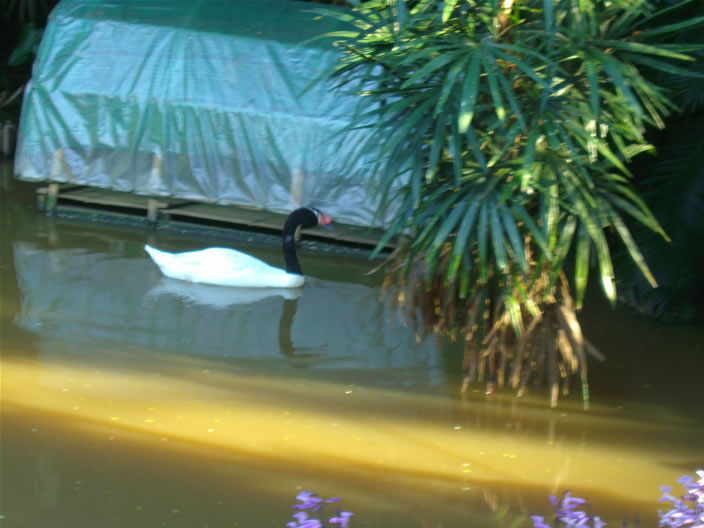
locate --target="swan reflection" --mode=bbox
[13,241,444,385]
[146,277,302,308]
[146,278,324,359]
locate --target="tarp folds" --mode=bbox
[14,0,388,227]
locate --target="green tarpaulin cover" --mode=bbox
[14,0,388,227]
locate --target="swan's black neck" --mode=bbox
[282,208,318,275]
[283,231,302,275]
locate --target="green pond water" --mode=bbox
[1,160,703,528]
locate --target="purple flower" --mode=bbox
[287,511,324,528]
[661,486,681,505]
[552,491,594,527]
[532,515,552,528]
[537,490,606,528]
[658,470,704,528]
[295,491,324,512]
[329,511,353,528]
[563,492,587,510]
[288,491,353,528]
[683,471,704,505]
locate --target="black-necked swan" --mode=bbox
[144,206,332,288]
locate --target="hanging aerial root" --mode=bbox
[380,247,596,408]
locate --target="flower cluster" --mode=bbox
[659,470,704,528]
[531,491,606,528]
[532,470,704,528]
[286,491,353,528]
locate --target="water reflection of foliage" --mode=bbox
[33,448,62,509]
[385,255,604,408]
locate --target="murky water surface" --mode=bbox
[1,161,703,528]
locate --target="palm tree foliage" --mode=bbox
[320,0,704,406]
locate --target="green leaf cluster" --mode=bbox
[322,0,704,405]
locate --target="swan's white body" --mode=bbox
[144,245,305,288]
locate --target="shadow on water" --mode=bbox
[1,168,703,528]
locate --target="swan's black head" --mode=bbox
[304,206,333,229]
[282,207,333,276]
[284,207,332,233]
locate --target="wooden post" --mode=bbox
[289,168,304,209]
[45,148,63,215]
[147,198,159,223]
[147,153,163,224]
[290,168,305,245]
[50,148,64,179]
[148,153,162,191]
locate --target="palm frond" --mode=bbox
[320,0,703,405]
